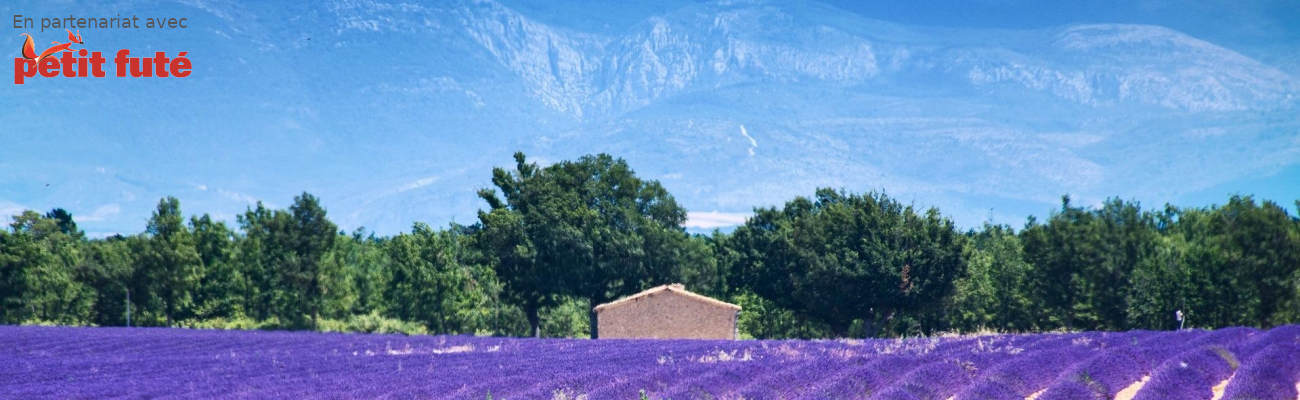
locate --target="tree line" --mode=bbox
[2,152,1298,338]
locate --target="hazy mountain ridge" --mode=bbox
[4,0,1297,235]
[310,0,1297,119]
[430,0,1298,118]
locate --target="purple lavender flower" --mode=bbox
[1,325,1297,399]
[1220,343,1300,400]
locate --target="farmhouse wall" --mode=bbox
[595,285,739,340]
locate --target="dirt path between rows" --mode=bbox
[1014,371,1294,400]
[1114,376,1150,400]
[1210,373,1234,400]
[1024,388,1045,400]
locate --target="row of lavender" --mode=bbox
[1,325,1296,399]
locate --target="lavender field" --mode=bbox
[2,325,1298,399]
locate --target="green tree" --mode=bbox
[0,210,95,324]
[135,197,202,326]
[1173,196,1300,328]
[332,228,389,317]
[235,194,338,329]
[1020,197,1155,331]
[236,202,279,321]
[677,234,723,299]
[1126,230,1193,329]
[44,208,82,238]
[83,234,137,326]
[729,189,967,337]
[477,152,690,338]
[730,291,830,339]
[284,193,339,329]
[951,224,1036,332]
[384,223,494,334]
[190,214,245,320]
[477,184,552,337]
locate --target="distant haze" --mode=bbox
[2,0,1297,236]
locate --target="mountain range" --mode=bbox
[2,0,1297,236]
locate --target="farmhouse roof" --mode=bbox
[593,283,741,312]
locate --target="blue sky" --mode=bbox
[2,0,1297,237]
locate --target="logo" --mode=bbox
[20,29,83,65]
[13,30,190,84]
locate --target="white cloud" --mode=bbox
[685,211,750,229]
[0,201,27,220]
[176,0,235,22]
[195,184,208,191]
[208,212,234,223]
[373,77,486,108]
[398,176,440,192]
[218,189,260,205]
[79,204,122,222]
[739,125,758,156]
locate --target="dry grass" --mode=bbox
[926,327,1079,339]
